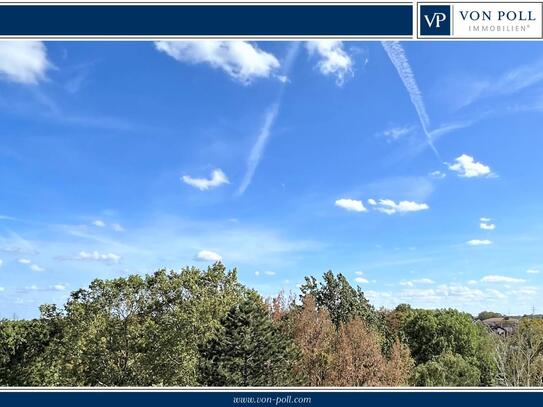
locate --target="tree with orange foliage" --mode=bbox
[383,339,414,386]
[327,318,412,386]
[290,295,336,386]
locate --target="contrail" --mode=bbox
[381,41,440,158]
[237,42,301,195]
[237,103,280,195]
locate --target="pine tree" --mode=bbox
[199,294,298,386]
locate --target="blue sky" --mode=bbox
[1,40,542,318]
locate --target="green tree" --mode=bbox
[402,308,497,386]
[299,271,393,353]
[199,294,298,386]
[411,352,481,386]
[43,263,246,386]
[495,318,543,386]
[0,317,56,386]
[477,311,503,321]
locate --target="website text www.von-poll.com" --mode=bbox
[232,395,312,405]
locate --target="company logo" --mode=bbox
[420,4,451,36]
[419,2,542,39]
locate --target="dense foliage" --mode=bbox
[1,263,541,387]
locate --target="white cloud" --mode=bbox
[355,277,369,284]
[527,269,541,274]
[0,41,50,84]
[413,278,435,285]
[481,275,525,284]
[73,251,121,263]
[30,264,45,272]
[480,222,496,230]
[0,259,2,268]
[18,284,66,293]
[111,223,125,232]
[0,287,4,293]
[155,41,280,84]
[480,217,491,222]
[373,199,429,215]
[335,198,367,213]
[448,154,493,178]
[483,288,507,300]
[400,278,435,287]
[17,258,45,271]
[398,283,511,304]
[510,287,538,297]
[306,41,353,85]
[367,198,377,206]
[254,270,276,276]
[355,271,364,276]
[182,169,229,191]
[92,220,124,232]
[429,170,446,179]
[467,280,478,285]
[467,239,493,246]
[194,250,222,262]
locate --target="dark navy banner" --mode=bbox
[0,4,412,37]
[1,390,543,406]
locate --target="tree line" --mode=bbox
[1,263,542,386]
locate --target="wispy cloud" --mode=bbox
[255,270,276,277]
[480,275,525,284]
[0,215,19,221]
[381,41,438,157]
[306,41,353,85]
[451,58,543,109]
[377,125,416,142]
[182,169,229,191]
[58,251,121,264]
[467,239,493,246]
[90,220,125,232]
[17,284,67,293]
[111,223,125,232]
[155,41,280,85]
[238,104,279,195]
[429,170,446,179]
[17,258,45,272]
[237,43,301,195]
[400,278,435,287]
[0,41,51,84]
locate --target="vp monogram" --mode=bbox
[424,12,448,28]
[420,4,451,36]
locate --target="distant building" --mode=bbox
[481,317,519,336]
